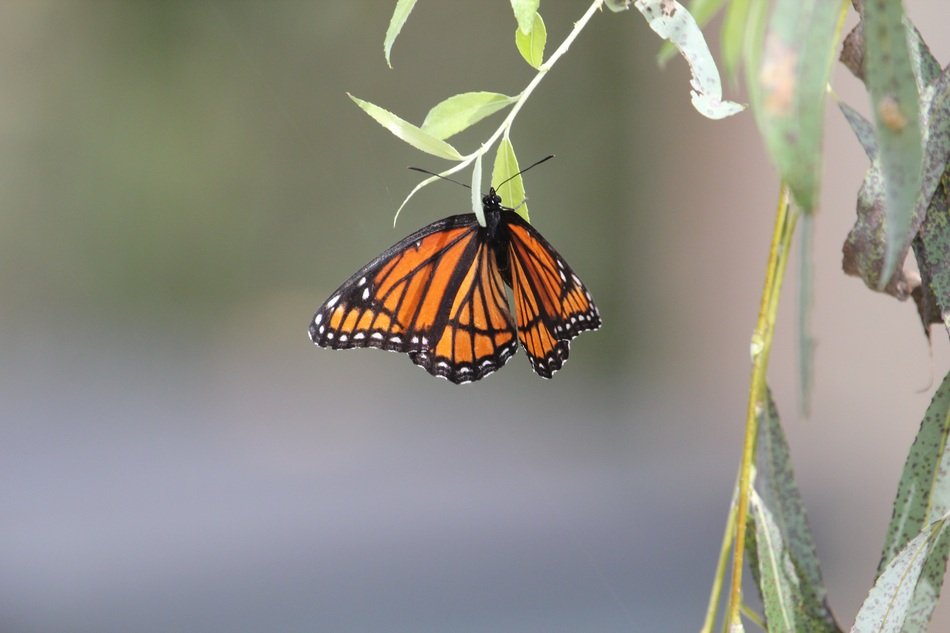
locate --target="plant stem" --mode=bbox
[395,0,606,224]
[700,481,738,633]
[725,184,796,629]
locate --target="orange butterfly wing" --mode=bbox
[503,213,601,378]
[309,214,519,383]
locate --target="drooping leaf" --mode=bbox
[742,0,769,116]
[510,0,540,34]
[840,19,941,89]
[839,35,947,310]
[910,65,950,334]
[384,0,418,68]
[472,153,485,227]
[720,0,751,82]
[841,163,913,299]
[421,92,517,140]
[634,0,744,119]
[852,515,950,633]
[515,12,547,69]
[874,369,950,632]
[753,0,848,213]
[799,216,816,417]
[914,169,950,332]
[749,490,799,632]
[656,0,728,67]
[492,138,529,223]
[348,93,463,160]
[750,389,841,633]
[863,0,923,287]
[839,100,878,160]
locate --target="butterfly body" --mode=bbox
[310,189,600,383]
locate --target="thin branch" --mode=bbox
[394,0,606,225]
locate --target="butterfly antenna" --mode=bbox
[408,166,471,189]
[494,154,555,189]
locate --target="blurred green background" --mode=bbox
[2,2,949,632]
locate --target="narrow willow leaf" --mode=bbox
[720,0,750,82]
[839,100,879,160]
[510,0,540,34]
[492,139,529,223]
[421,92,517,140]
[634,0,744,119]
[916,170,950,331]
[754,388,842,632]
[754,0,847,213]
[875,370,950,632]
[472,154,485,227]
[384,0,418,68]
[841,163,915,299]
[840,29,943,306]
[798,216,815,418]
[840,20,940,97]
[515,12,547,69]
[852,515,950,633]
[348,94,463,160]
[656,0,728,67]
[742,0,769,116]
[912,68,950,333]
[863,0,923,288]
[749,490,799,632]
[915,68,950,245]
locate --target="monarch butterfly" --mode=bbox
[309,187,601,384]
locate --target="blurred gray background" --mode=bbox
[2,2,949,632]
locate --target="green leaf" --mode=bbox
[863,0,923,288]
[634,0,744,119]
[875,369,950,632]
[852,515,950,633]
[749,490,800,632]
[753,0,847,213]
[510,0,540,34]
[656,0,728,68]
[915,169,950,331]
[798,216,815,418]
[348,93,463,161]
[841,162,916,299]
[742,0,769,117]
[751,389,842,633]
[720,0,750,82]
[878,373,950,556]
[515,12,547,69]
[912,66,950,332]
[384,0,418,69]
[421,92,517,140]
[839,27,943,307]
[839,100,879,160]
[492,138,529,223]
[471,153,485,227]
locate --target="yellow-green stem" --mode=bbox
[700,480,739,633]
[726,184,796,629]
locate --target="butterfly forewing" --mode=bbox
[309,214,520,384]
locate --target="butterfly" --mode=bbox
[309,187,601,384]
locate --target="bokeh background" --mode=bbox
[2,2,950,632]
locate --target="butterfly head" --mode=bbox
[482,187,503,211]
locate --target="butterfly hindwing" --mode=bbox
[503,212,602,378]
[408,237,519,383]
[309,214,519,384]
